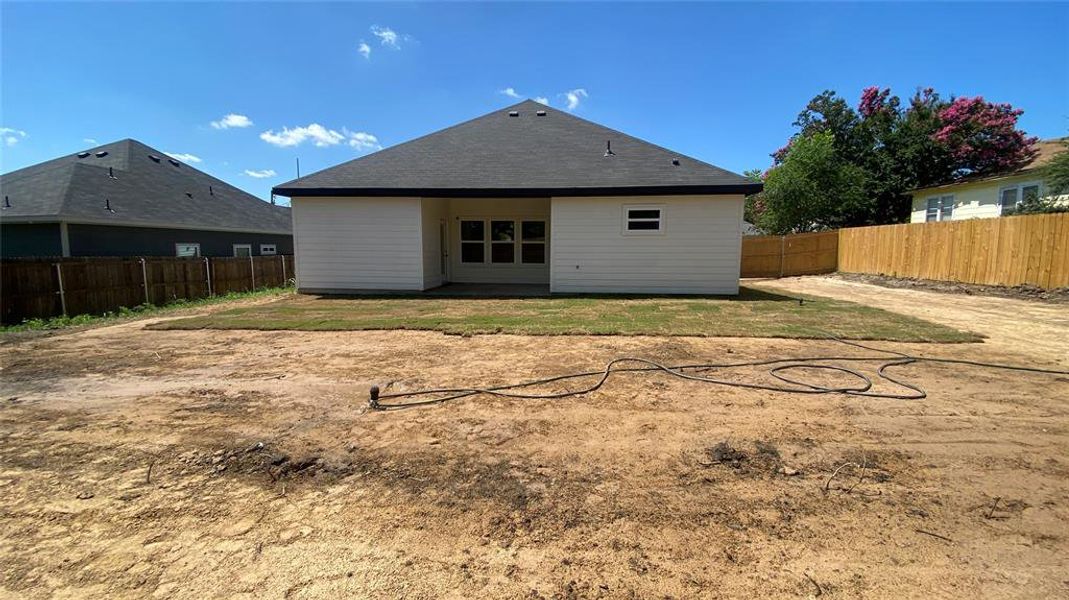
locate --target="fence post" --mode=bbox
[249,255,256,290]
[140,257,150,305]
[280,254,286,286]
[54,263,67,316]
[204,257,212,297]
[779,236,786,278]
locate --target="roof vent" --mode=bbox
[2,196,10,209]
[77,152,91,158]
[671,158,681,166]
[536,110,546,116]
[209,185,214,196]
[95,151,108,157]
[105,198,115,212]
[508,111,519,117]
[604,140,615,157]
[148,154,161,163]
[108,167,117,179]
[185,192,193,199]
[169,158,181,167]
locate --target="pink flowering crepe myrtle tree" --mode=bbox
[934,96,1039,177]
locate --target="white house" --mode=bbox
[273,100,761,295]
[909,138,1065,223]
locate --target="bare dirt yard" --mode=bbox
[1,280,1067,599]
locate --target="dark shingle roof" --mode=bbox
[1,139,292,234]
[274,100,761,197]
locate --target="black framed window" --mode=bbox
[491,220,515,263]
[521,221,546,264]
[460,220,485,263]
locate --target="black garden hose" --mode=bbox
[368,337,1068,410]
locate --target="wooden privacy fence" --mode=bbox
[838,212,1069,289]
[1,255,294,324]
[741,230,839,278]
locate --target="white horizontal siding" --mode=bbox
[550,195,743,295]
[291,196,423,291]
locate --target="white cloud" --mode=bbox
[165,152,202,164]
[210,113,253,130]
[371,25,400,48]
[1,127,27,147]
[259,123,380,151]
[244,169,277,179]
[346,131,380,151]
[564,88,588,111]
[358,41,371,60]
[260,124,345,148]
[83,137,98,145]
[500,87,521,99]
[534,97,549,105]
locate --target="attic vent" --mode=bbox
[536,110,546,116]
[671,158,681,166]
[95,151,108,157]
[169,159,181,167]
[209,185,214,196]
[508,111,519,117]
[604,140,615,157]
[148,154,161,163]
[3,196,10,209]
[77,152,91,158]
[108,167,117,179]
[105,198,115,212]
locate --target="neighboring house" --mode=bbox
[0,139,293,258]
[273,100,761,295]
[909,138,1066,223]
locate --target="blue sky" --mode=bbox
[2,2,1067,204]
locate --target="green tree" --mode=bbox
[762,87,1038,229]
[1005,138,1069,215]
[1041,138,1069,195]
[758,132,868,234]
[742,168,765,228]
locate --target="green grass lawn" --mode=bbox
[149,286,980,342]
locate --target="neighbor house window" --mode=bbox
[233,244,252,258]
[260,244,277,255]
[624,205,664,233]
[490,220,515,263]
[460,220,485,263]
[521,220,546,264]
[925,195,954,222]
[175,243,200,257]
[999,182,1041,215]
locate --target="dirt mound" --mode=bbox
[700,440,784,476]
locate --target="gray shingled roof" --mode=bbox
[274,100,761,197]
[1,139,292,234]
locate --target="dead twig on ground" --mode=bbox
[804,571,823,596]
[824,462,858,493]
[146,459,155,484]
[915,529,954,543]
[986,497,1002,519]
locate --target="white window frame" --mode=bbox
[260,243,277,256]
[175,242,200,257]
[233,243,252,258]
[520,220,547,264]
[924,195,954,222]
[998,181,1042,215]
[459,219,487,264]
[622,204,665,235]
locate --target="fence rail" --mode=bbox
[1,255,294,324]
[741,231,839,278]
[838,212,1069,289]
